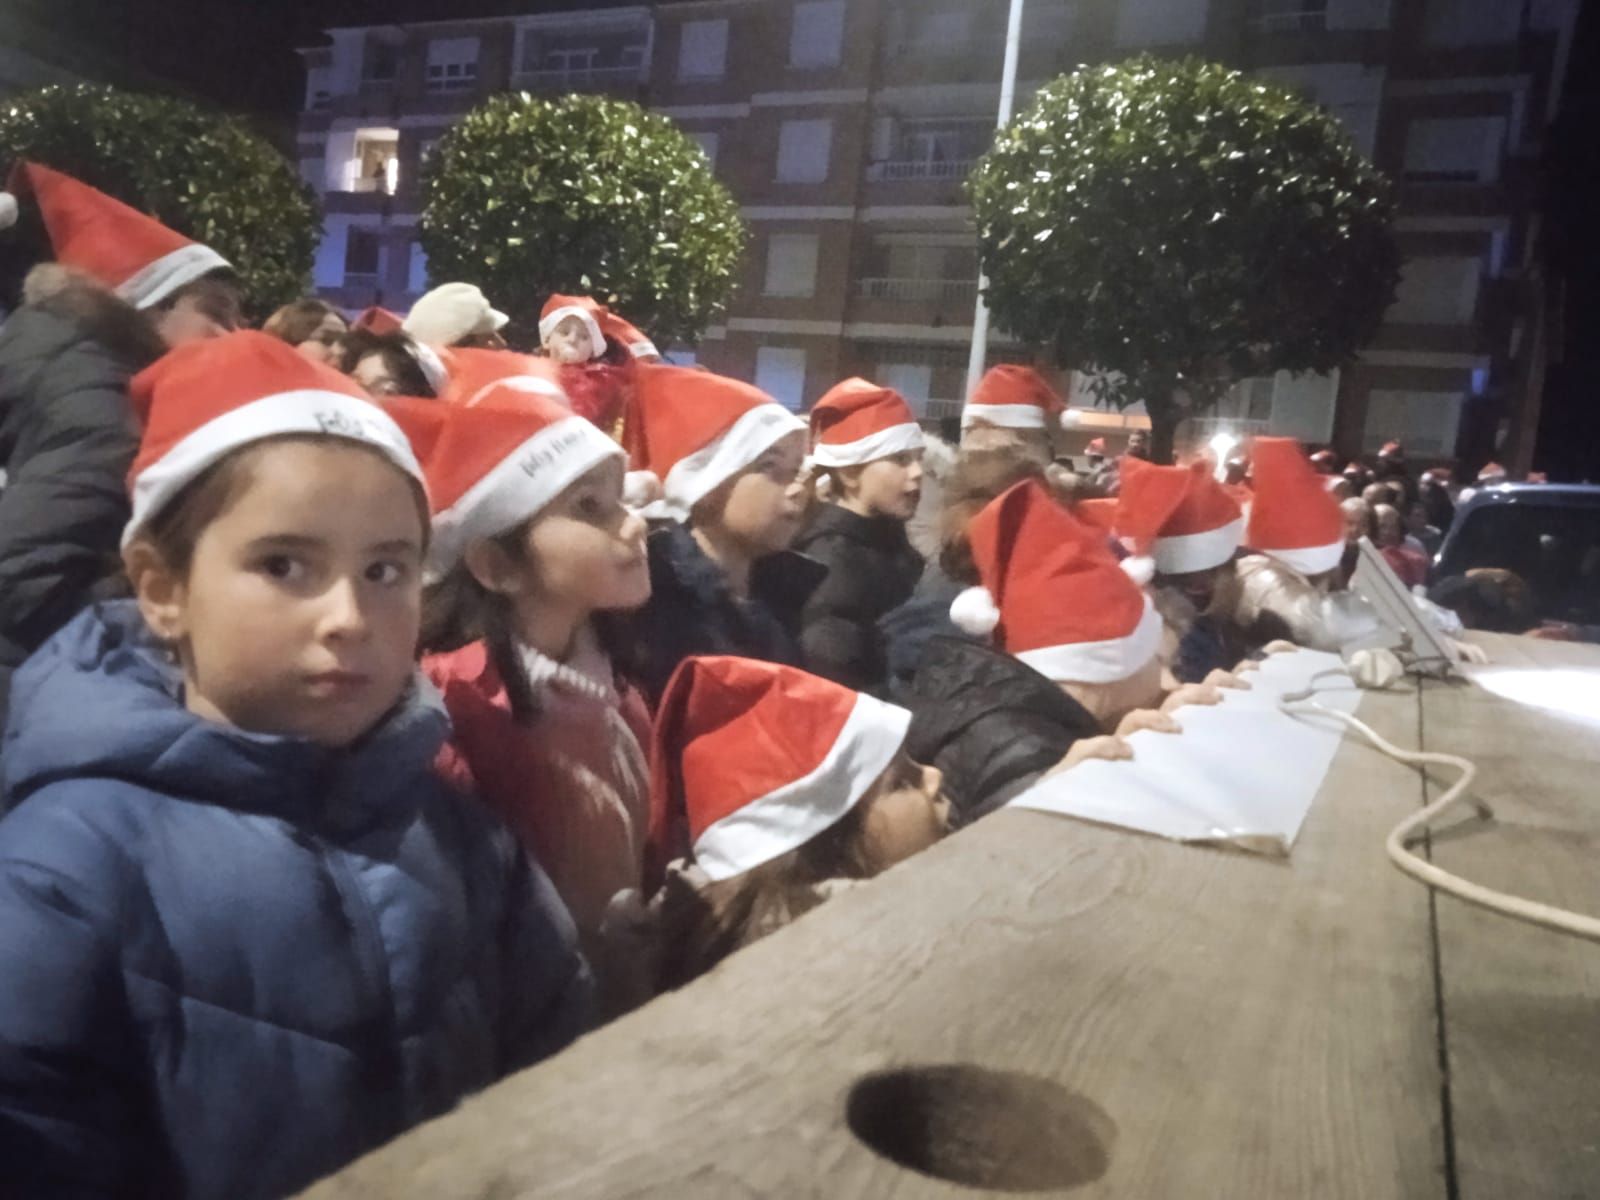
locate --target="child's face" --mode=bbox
[1160,564,1223,611]
[700,431,809,555]
[137,441,425,748]
[295,313,348,368]
[839,451,925,522]
[545,315,596,365]
[856,753,952,873]
[353,351,405,399]
[473,457,651,621]
[1058,653,1164,733]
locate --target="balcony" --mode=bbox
[867,158,976,183]
[857,277,979,304]
[512,64,646,94]
[1248,6,1329,34]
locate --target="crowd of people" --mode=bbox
[0,162,1500,1197]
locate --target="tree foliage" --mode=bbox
[969,56,1400,460]
[420,92,745,346]
[0,83,320,316]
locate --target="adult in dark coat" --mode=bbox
[627,522,826,706]
[0,266,166,731]
[0,602,592,1199]
[793,503,924,694]
[902,634,1102,823]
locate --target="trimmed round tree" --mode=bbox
[0,83,320,316]
[969,56,1400,462]
[419,92,745,347]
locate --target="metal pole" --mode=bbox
[964,0,1027,403]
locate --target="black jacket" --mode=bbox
[629,523,827,705]
[792,504,924,694]
[902,635,1101,824]
[0,266,164,732]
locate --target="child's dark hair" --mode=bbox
[339,328,436,397]
[419,525,637,724]
[264,297,346,346]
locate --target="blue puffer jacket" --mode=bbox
[0,603,593,1200]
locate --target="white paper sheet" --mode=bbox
[1008,649,1363,855]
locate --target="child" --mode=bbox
[263,296,348,366]
[951,478,1230,737]
[340,327,448,399]
[0,333,590,1200]
[413,374,653,979]
[0,161,240,734]
[1112,456,1256,684]
[958,364,1072,464]
[620,365,823,704]
[647,655,951,989]
[794,377,926,693]
[538,293,635,432]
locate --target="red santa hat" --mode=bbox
[598,308,660,362]
[1309,448,1339,473]
[1085,437,1108,458]
[539,294,606,360]
[123,331,423,546]
[1378,439,1405,459]
[1244,437,1345,576]
[352,306,405,335]
[808,378,925,469]
[442,347,567,410]
[1476,461,1507,483]
[622,364,805,521]
[649,655,911,883]
[411,382,621,580]
[0,161,231,310]
[961,365,1075,432]
[951,479,1162,684]
[1116,457,1244,576]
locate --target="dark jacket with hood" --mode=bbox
[628,522,826,706]
[902,634,1101,823]
[0,266,164,733]
[0,602,592,1200]
[792,503,924,694]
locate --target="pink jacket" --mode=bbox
[425,638,652,948]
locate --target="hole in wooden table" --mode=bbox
[845,1064,1115,1192]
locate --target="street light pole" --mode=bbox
[964,0,1027,403]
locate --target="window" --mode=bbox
[688,131,720,168]
[299,158,323,190]
[361,40,399,83]
[1116,0,1208,45]
[344,228,381,281]
[345,128,399,195]
[790,1,845,68]
[679,19,729,80]
[1390,256,1482,325]
[666,348,699,368]
[776,119,832,183]
[545,46,598,72]
[1422,0,1520,47]
[880,364,933,417]
[755,347,808,411]
[764,234,820,297]
[305,65,334,111]
[426,38,480,93]
[1269,370,1338,444]
[1363,390,1462,457]
[1251,0,1328,33]
[1402,117,1507,184]
[408,242,429,295]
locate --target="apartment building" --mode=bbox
[295,0,1578,464]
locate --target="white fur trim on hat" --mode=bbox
[0,191,17,231]
[1119,555,1156,586]
[1261,538,1345,578]
[124,390,423,547]
[1152,515,1244,576]
[461,373,569,410]
[693,692,912,882]
[961,402,1049,431]
[539,305,605,360]
[409,339,450,395]
[809,422,925,469]
[1059,409,1081,429]
[117,241,232,310]
[949,586,1001,637]
[627,338,660,359]
[1015,593,1164,685]
[660,402,807,521]
[426,416,622,580]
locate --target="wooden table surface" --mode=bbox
[305,635,1600,1199]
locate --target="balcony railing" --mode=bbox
[857,277,979,303]
[346,176,395,196]
[513,64,646,92]
[1248,7,1328,33]
[867,158,976,183]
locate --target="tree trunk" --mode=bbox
[1146,395,1180,465]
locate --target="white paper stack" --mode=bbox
[1008,649,1363,856]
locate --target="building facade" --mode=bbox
[295,0,1579,464]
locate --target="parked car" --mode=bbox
[1431,483,1600,626]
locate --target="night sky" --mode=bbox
[18,0,1600,479]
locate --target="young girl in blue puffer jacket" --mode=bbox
[0,332,591,1200]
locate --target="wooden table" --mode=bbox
[304,634,1600,1199]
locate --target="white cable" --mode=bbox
[1282,674,1600,945]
